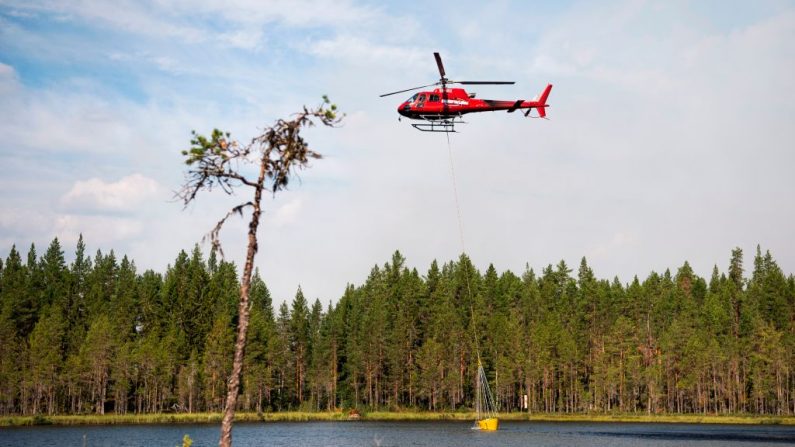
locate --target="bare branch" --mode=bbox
[251,97,343,196]
[177,129,258,207]
[201,202,254,259]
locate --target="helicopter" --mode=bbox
[380,52,552,132]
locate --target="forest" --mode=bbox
[0,236,793,417]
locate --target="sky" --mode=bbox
[1,0,793,307]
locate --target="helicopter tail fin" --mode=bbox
[530,84,552,118]
[536,84,552,104]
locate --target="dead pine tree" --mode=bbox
[178,97,342,447]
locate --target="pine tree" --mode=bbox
[16,244,42,338]
[79,314,115,414]
[243,271,274,412]
[359,267,389,408]
[311,301,341,410]
[177,349,200,413]
[181,246,212,354]
[0,311,20,414]
[290,287,310,406]
[111,256,138,339]
[85,250,118,321]
[203,313,234,411]
[40,238,68,310]
[28,304,65,415]
[307,298,324,409]
[112,340,134,414]
[273,302,294,409]
[207,261,239,332]
[2,240,795,416]
[66,235,92,355]
[0,246,25,334]
[138,269,164,336]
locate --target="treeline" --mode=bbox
[0,237,793,416]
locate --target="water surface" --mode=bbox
[2,420,794,446]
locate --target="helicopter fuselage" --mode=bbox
[397,86,551,120]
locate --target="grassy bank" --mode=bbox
[0,412,347,427]
[364,411,795,425]
[2,411,793,427]
[522,413,795,425]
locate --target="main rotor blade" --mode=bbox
[455,81,515,85]
[434,52,446,78]
[379,83,439,97]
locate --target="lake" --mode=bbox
[2,421,795,446]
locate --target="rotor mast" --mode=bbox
[434,52,449,116]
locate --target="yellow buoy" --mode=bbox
[477,417,499,431]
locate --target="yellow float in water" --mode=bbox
[474,357,499,431]
[476,417,499,431]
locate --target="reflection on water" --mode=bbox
[2,421,794,447]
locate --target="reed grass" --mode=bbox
[2,411,792,427]
[523,413,795,425]
[0,411,346,427]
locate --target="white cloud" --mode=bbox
[0,87,134,153]
[161,0,377,27]
[305,34,427,68]
[0,207,53,246]
[0,62,15,77]
[270,198,304,228]
[219,29,265,50]
[588,231,640,261]
[0,62,19,95]
[2,0,206,42]
[1,0,379,51]
[54,214,144,246]
[60,174,160,213]
[1,0,793,306]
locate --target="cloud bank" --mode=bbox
[0,0,792,306]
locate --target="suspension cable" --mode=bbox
[446,130,466,254]
[445,130,483,364]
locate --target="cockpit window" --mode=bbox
[406,94,418,103]
[418,94,426,102]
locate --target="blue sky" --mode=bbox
[1,0,793,305]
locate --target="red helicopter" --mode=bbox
[380,52,552,132]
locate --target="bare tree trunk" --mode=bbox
[180,100,340,446]
[331,345,337,410]
[219,162,265,447]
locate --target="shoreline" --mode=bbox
[2,412,794,427]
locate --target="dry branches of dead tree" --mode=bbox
[177,97,341,447]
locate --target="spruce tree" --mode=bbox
[290,287,310,405]
[18,244,41,337]
[0,246,25,334]
[40,238,68,310]
[67,235,91,353]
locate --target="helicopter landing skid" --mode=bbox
[411,116,466,133]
